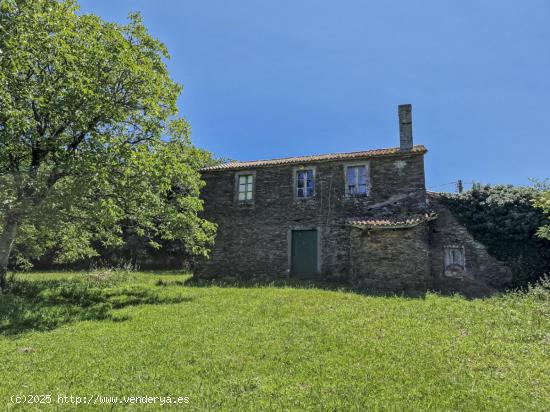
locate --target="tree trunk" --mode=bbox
[0,212,20,290]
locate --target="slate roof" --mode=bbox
[201,145,427,171]
[347,211,438,229]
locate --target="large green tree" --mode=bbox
[0,0,216,287]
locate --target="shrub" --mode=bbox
[83,267,136,288]
[526,274,550,301]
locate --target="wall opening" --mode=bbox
[290,229,319,278]
[444,245,465,277]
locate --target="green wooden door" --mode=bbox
[291,229,318,278]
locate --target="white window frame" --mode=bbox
[344,162,370,197]
[293,167,316,199]
[234,171,256,203]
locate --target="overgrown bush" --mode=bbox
[440,185,550,287]
[533,180,550,240]
[26,236,192,272]
[83,265,136,287]
[525,274,550,301]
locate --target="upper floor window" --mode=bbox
[296,169,314,198]
[237,174,254,201]
[346,165,368,196]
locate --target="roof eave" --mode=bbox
[347,212,438,230]
[349,222,426,230]
[201,145,428,172]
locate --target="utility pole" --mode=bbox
[457,180,463,194]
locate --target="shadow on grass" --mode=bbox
[168,277,430,298]
[0,278,190,336]
[175,276,504,299]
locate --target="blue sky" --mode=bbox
[79,0,549,191]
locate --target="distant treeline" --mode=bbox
[28,233,193,272]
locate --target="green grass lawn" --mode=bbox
[1,271,549,411]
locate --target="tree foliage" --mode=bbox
[0,0,216,284]
[440,184,550,286]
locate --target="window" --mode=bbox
[444,245,465,271]
[346,165,368,196]
[296,169,314,198]
[237,174,254,201]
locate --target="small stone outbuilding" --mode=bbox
[195,105,511,294]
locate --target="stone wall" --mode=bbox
[428,195,513,292]
[196,149,514,295]
[196,151,427,280]
[350,225,432,293]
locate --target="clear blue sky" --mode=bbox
[79,0,549,190]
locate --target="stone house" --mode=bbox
[196,105,511,294]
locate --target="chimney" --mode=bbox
[398,104,413,150]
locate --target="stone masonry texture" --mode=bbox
[195,148,512,295]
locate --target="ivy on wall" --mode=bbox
[440,185,550,287]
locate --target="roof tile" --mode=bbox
[201,145,427,171]
[347,211,437,229]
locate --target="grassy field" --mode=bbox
[1,271,549,411]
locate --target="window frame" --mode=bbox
[234,170,256,204]
[293,166,316,199]
[344,162,370,197]
[444,245,466,271]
